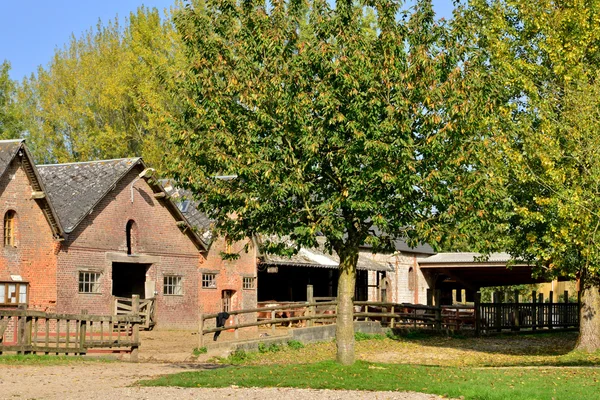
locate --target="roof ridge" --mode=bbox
[0,139,24,143]
[38,157,142,167]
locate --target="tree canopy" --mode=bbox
[458,0,600,350]
[0,61,23,139]
[15,6,182,168]
[167,0,479,364]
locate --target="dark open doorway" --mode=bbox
[112,262,150,299]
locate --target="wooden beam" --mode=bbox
[31,191,45,199]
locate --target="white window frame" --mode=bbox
[78,271,101,294]
[243,277,256,290]
[202,273,217,289]
[163,275,183,296]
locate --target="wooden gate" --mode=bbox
[114,296,156,330]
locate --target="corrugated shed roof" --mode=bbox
[37,158,141,233]
[419,252,513,264]
[0,139,24,179]
[261,241,393,272]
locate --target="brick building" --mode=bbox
[0,139,257,329]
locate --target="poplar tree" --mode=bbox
[459,0,600,350]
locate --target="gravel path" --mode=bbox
[0,362,446,400]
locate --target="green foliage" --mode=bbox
[167,0,476,364]
[0,61,23,138]
[258,343,282,353]
[456,1,600,286]
[17,6,183,168]
[354,331,385,341]
[138,359,600,399]
[227,349,252,364]
[480,285,539,303]
[193,347,208,356]
[286,340,305,350]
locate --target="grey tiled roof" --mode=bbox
[37,158,141,233]
[0,139,24,178]
[160,180,213,243]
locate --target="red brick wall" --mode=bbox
[0,158,58,310]
[200,236,257,324]
[56,165,202,329]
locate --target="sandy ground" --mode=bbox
[0,362,446,400]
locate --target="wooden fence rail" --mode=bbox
[1,295,142,361]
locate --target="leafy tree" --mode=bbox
[168,0,475,364]
[19,6,183,168]
[0,61,23,138]
[458,0,600,351]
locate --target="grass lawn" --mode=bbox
[138,359,600,400]
[138,332,600,399]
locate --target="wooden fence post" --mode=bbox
[538,293,544,328]
[513,289,520,331]
[434,290,442,330]
[198,313,204,349]
[79,310,88,356]
[532,290,537,331]
[493,292,501,332]
[548,291,554,330]
[474,291,481,337]
[131,295,140,362]
[17,305,28,354]
[307,285,314,327]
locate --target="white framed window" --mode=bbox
[243,277,255,290]
[79,271,101,294]
[0,282,28,305]
[202,273,217,289]
[163,275,183,295]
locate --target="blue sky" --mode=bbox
[0,0,454,81]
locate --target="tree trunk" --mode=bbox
[576,284,600,352]
[336,248,358,365]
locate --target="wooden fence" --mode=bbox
[0,295,142,361]
[198,299,451,347]
[199,289,581,345]
[114,296,156,330]
[476,290,579,334]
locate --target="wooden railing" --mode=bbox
[1,296,142,361]
[198,300,449,347]
[114,296,156,330]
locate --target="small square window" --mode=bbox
[79,271,101,294]
[243,277,255,290]
[202,273,217,289]
[163,275,183,295]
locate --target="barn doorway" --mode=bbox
[112,262,151,299]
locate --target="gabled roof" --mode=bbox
[37,157,208,251]
[37,158,142,233]
[0,139,26,179]
[160,180,213,244]
[0,139,64,237]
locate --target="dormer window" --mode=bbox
[4,210,15,247]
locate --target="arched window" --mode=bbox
[408,267,416,291]
[4,211,15,247]
[126,220,138,255]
